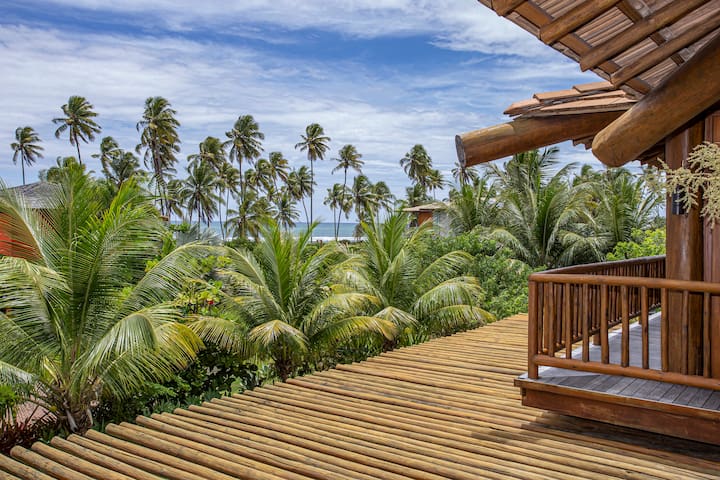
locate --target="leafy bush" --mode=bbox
[606,228,666,260]
[414,229,533,319]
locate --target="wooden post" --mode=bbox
[705,110,720,378]
[665,119,704,375]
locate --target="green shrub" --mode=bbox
[606,228,666,260]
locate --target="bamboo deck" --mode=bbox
[3,314,720,479]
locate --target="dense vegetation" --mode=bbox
[2,94,667,451]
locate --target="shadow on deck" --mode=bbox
[3,315,720,479]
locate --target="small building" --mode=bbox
[403,202,448,228]
[0,182,59,258]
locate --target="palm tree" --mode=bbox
[590,168,662,250]
[324,183,350,239]
[334,213,491,349]
[274,191,300,231]
[332,144,364,237]
[268,151,290,190]
[287,166,314,226]
[136,97,181,216]
[10,126,44,185]
[93,136,121,178]
[218,162,241,240]
[191,222,391,380]
[165,178,186,221]
[0,170,210,433]
[181,160,220,232]
[371,181,395,218]
[426,168,446,199]
[224,115,264,199]
[488,148,603,268]
[188,136,227,234]
[225,190,272,240]
[445,178,499,234]
[295,123,331,228]
[400,144,432,194]
[52,96,101,165]
[255,158,275,193]
[351,174,378,224]
[452,160,479,187]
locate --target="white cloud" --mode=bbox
[0,3,601,219]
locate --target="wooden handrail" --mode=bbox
[526,255,720,391]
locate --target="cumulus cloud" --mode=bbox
[0,1,600,218]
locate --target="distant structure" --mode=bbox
[0,182,59,258]
[403,202,449,229]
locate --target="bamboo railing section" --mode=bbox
[528,256,720,391]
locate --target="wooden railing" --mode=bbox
[528,256,720,391]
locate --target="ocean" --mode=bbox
[204,221,360,241]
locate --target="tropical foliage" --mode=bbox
[52,96,101,165]
[11,127,44,185]
[0,169,214,433]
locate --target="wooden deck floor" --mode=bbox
[524,313,720,409]
[3,315,720,479]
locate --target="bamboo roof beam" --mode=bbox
[611,20,720,87]
[540,0,622,44]
[580,0,709,71]
[592,32,720,167]
[456,111,622,167]
[492,0,526,16]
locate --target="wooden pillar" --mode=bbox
[705,111,720,378]
[665,119,704,375]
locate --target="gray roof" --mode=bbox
[7,182,60,209]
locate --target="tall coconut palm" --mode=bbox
[52,96,101,165]
[324,183,350,239]
[333,213,491,349]
[332,144,364,237]
[426,168,446,199]
[92,136,121,179]
[190,222,392,380]
[224,115,264,199]
[488,148,603,268]
[287,166,314,226]
[452,160,479,187]
[268,151,290,190]
[136,97,181,216]
[274,191,300,231]
[371,181,395,217]
[295,123,330,228]
[400,144,432,193]
[104,151,142,191]
[351,174,378,224]
[225,190,272,240]
[10,126,44,185]
[188,136,227,233]
[255,158,275,193]
[218,162,241,240]
[181,160,220,232]
[0,170,210,433]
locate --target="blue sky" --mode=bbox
[0,0,604,221]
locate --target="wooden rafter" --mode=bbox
[456,111,622,167]
[580,0,709,71]
[592,32,720,167]
[611,18,720,87]
[540,0,622,44]
[492,0,526,16]
[616,0,685,68]
[510,1,651,94]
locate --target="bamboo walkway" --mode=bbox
[3,314,720,479]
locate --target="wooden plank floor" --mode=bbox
[3,314,720,479]
[526,313,720,409]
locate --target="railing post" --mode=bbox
[528,280,539,379]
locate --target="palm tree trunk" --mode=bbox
[218,187,225,240]
[225,188,231,239]
[74,132,82,165]
[309,159,314,231]
[21,156,26,185]
[339,169,348,239]
[301,198,309,227]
